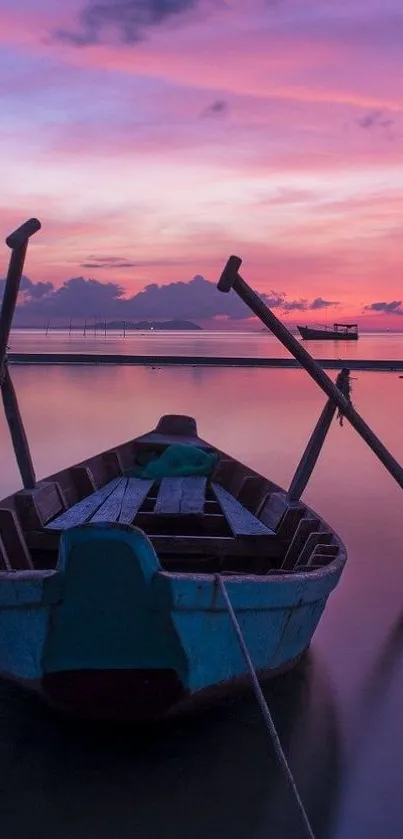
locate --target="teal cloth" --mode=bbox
[125,444,218,480]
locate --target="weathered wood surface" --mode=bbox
[46,478,121,530]
[212,483,274,537]
[118,478,154,523]
[0,507,33,569]
[0,221,41,489]
[287,368,350,502]
[1,366,36,489]
[307,551,336,567]
[15,481,66,530]
[237,476,271,515]
[27,530,283,558]
[260,492,291,531]
[155,414,197,436]
[154,477,206,515]
[307,544,339,566]
[295,531,333,567]
[0,533,11,570]
[135,512,226,536]
[70,465,97,498]
[218,255,403,490]
[281,518,320,570]
[90,478,128,523]
[213,459,250,496]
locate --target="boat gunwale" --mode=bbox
[0,424,347,579]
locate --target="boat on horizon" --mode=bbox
[298,323,359,341]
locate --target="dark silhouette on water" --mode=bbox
[0,653,340,839]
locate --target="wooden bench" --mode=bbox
[211,483,274,538]
[154,477,207,515]
[46,478,121,530]
[0,507,33,570]
[46,477,154,530]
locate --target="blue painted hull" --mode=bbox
[0,524,345,723]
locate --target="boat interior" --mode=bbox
[0,416,344,578]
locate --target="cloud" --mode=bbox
[310,296,338,310]
[54,0,200,46]
[282,296,339,313]
[364,300,403,315]
[357,109,394,130]
[6,273,338,323]
[200,99,229,118]
[0,275,54,302]
[81,256,140,269]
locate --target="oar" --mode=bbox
[218,256,403,490]
[0,218,41,488]
[287,368,350,502]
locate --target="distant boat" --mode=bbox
[297,323,359,341]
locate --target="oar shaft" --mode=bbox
[218,257,403,490]
[0,219,41,489]
[288,398,337,502]
[1,367,36,489]
[0,243,28,365]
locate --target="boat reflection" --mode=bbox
[0,650,341,839]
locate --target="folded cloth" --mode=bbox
[125,444,218,480]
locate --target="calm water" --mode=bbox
[9,328,403,360]
[1,341,403,838]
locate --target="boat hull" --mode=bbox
[0,523,344,724]
[3,652,307,724]
[298,326,358,340]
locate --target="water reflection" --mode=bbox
[1,362,403,836]
[0,653,340,839]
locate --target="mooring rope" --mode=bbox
[215,574,316,839]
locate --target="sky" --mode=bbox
[1,0,403,327]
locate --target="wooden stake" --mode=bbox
[0,218,41,489]
[287,369,350,501]
[218,256,403,490]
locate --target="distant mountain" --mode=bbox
[93,320,202,331]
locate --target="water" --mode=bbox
[1,337,403,838]
[9,328,403,360]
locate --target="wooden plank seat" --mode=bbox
[46,477,154,530]
[211,483,274,537]
[118,478,154,524]
[46,477,122,530]
[154,477,207,515]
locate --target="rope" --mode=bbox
[216,574,316,839]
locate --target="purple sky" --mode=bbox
[1,1,403,325]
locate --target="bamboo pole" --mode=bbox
[287,368,349,501]
[0,218,41,489]
[218,256,403,490]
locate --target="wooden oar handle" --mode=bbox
[218,255,243,292]
[6,218,41,249]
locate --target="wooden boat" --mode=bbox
[0,413,347,722]
[1,225,402,727]
[298,323,359,341]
